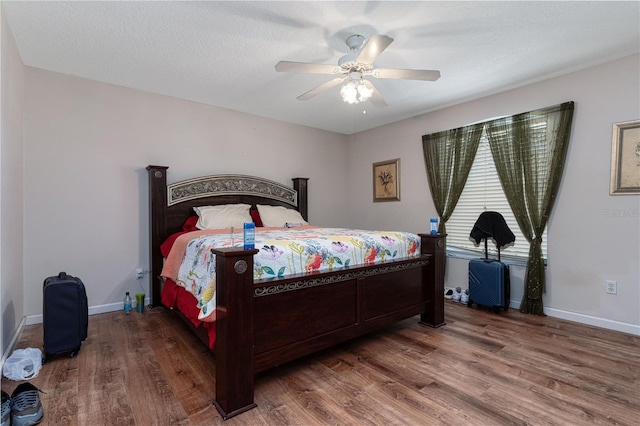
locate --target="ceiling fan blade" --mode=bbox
[276,61,342,75]
[297,77,346,101]
[362,80,387,107]
[371,68,441,81]
[356,35,394,64]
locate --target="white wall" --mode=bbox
[1,7,25,357]
[346,54,640,334]
[22,68,349,320]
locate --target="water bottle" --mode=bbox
[124,292,132,314]
[243,222,255,250]
[430,218,438,235]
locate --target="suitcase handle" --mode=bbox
[58,271,67,279]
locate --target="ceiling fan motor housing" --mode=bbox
[346,34,365,50]
[338,34,366,68]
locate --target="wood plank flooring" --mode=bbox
[2,301,638,425]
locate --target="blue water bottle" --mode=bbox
[430,218,438,235]
[243,222,255,250]
[124,292,132,314]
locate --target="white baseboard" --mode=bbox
[446,294,639,336]
[544,307,640,336]
[508,299,521,310]
[509,298,639,336]
[1,316,26,370]
[25,296,151,325]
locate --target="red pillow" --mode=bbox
[250,209,263,227]
[160,231,185,258]
[161,216,200,257]
[183,215,199,232]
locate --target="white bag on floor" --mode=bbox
[2,348,43,381]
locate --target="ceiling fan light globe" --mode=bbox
[357,83,373,101]
[340,82,359,104]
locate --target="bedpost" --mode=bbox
[147,165,168,307]
[212,247,259,419]
[419,234,447,328]
[292,177,309,221]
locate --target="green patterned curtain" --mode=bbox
[485,102,574,315]
[422,123,485,235]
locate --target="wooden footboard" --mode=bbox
[213,234,445,419]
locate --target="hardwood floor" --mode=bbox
[2,301,638,425]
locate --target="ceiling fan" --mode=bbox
[275,34,441,106]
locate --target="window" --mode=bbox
[446,131,547,262]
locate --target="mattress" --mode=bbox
[161,226,421,324]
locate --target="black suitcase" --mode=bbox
[43,271,88,363]
[468,258,510,313]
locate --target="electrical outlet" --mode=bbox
[605,280,617,295]
[136,268,144,280]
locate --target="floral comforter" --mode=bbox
[162,226,420,322]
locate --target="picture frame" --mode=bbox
[373,158,400,202]
[610,119,640,195]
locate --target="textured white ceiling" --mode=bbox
[3,1,639,135]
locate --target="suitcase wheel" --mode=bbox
[467,298,473,308]
[69,346,81,358]
[493,306,501,314]
[42,353,52,364]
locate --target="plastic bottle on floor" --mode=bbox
[124,292,132,314]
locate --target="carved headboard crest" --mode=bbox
[167,174,298,207]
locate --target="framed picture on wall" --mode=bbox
[373,158,400,202]
[610,119,640,194]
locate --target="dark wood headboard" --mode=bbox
[146,165,309,306]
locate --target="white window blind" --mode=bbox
[446,133,547,261]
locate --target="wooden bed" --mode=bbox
[147,165,446,420]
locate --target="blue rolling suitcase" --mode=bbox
[43,272,88,363]
[468,211,514,314]
[468,259,510,313]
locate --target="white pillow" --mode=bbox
[256,204,308,227]
[193,204,253,230]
